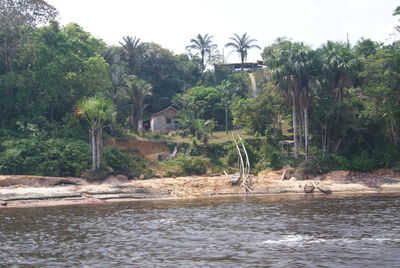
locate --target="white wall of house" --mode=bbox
[150,107,177,133]
[150,114,176,133]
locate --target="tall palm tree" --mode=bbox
[265,41,298,158]
[265,41,319,159]
[186,33,217,71]
[321,41,358,102]
[318,41,359,153]
[120,36,144,74]
[294,48,320,160]
[393,6,400,32]
[122,75,152,132]
[225,33,260,74]
[76,94,116,171]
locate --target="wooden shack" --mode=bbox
[150,106,178,133]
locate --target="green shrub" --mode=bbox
[187,139,201,156]
[102,147,152,178]
[102,147,133,176]
[349,152,375,172]
[164,155,209,176]
[304,151,379,174]
[0,138,90,176]
[131,156,153,178]
[144,132,163,141]
[179,156,208,175]
[269,152,284,170]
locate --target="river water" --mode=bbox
[1,194,400,267]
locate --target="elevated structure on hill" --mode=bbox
[214,61,265,73]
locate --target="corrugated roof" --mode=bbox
[150,106,178,118]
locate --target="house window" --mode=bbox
[166,118,172,124]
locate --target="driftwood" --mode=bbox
[315,181,332,194]
[304,180,332,194]
[232,135,254,194]
[229,172,241,185]
[281,169,288,180]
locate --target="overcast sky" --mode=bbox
[46,0,398,63]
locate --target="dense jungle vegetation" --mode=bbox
[0,1,399,179]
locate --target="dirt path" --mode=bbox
[248,73,258,97]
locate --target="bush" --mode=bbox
[187,139,201,156]
[304,151,379,174]
[349,152,375,172]
[144,132,163,141]
[269,152,284,170]
[130,156,153,178]
[162,156,209,176]
[0,138,90,176]
[102,147,133,176]
[102,147,152,178]
[179,156,208,175]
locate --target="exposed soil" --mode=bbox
[107,137,170,160]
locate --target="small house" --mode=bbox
[150,106,178,133]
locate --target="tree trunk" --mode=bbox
[389,118,399,145]
[137,103,147,133]
[96,128,102,170]
[201,51,205,71]
[91,128,96,170]
[137,106,143,133]
[138,120,143,133]
[241,56,244,77]
[299,107,304,150]
[292,91,299,158]
[131,105,138,132]
[323,116,329,155]
[322,126,326,156]
[304,107,309,161]
[90,127,102,171]
[225,105,228,134]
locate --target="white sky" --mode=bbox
[46,0,398,63]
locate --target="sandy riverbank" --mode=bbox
[1,169,400,208]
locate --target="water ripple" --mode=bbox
[1,194,400,267]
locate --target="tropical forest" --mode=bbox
[1,1,399,180]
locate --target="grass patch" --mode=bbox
[168,129,257,144]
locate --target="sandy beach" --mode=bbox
[1,169,400,208]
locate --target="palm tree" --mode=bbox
[318,41,359,153]
[122,75,152,132]
[265,41,299,158]
[186,33,217,71]
[120,36,143,74]
[393,6,400,32]
[265,41,319,159]
[176,110,215,144]
[75,94,116,171]
[295,49,320,160]
[321,41,358,102]
[225,33,260,74]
